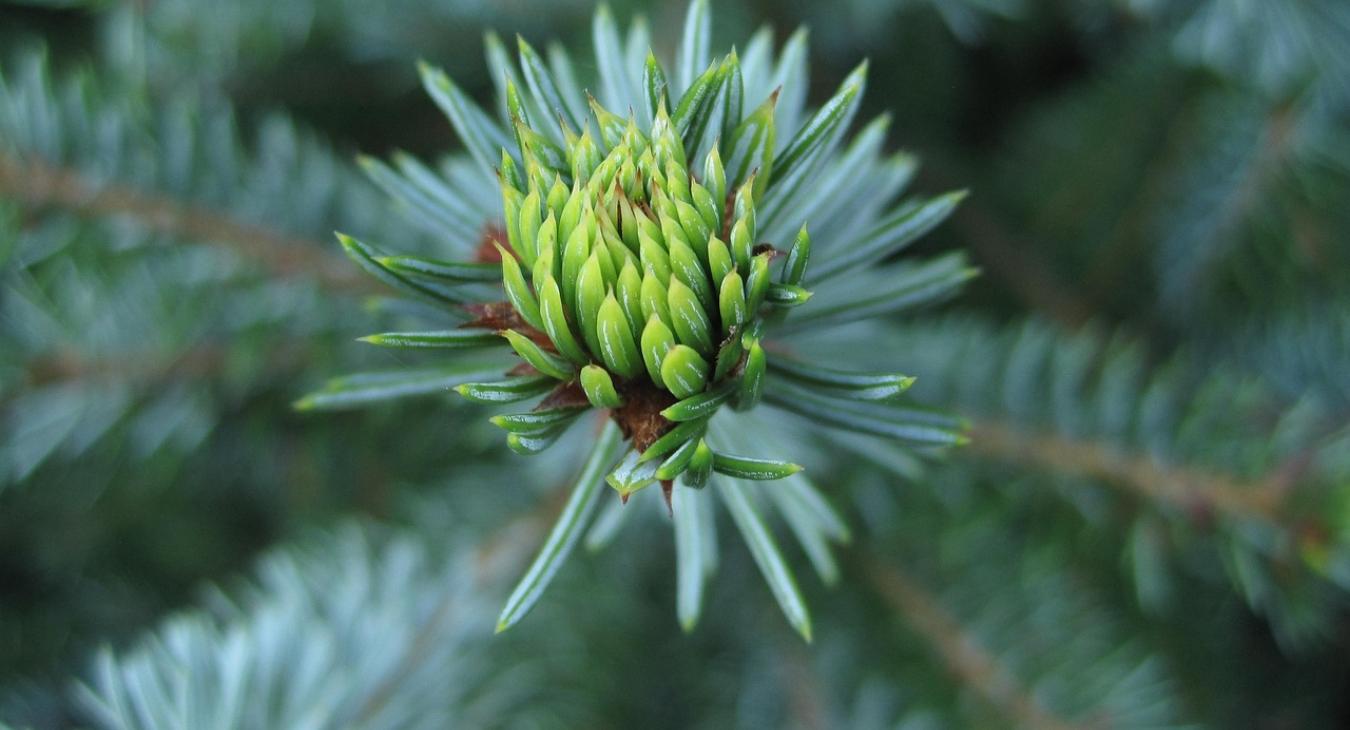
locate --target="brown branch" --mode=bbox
[9,344,310,406]
[20,346,229,389]
[966,419,1284,524]
[16,341,1297,533]
[1203,104,1296,254]
[866,556,1084,730]
[1181,106,1297,285]
[1078,85,1196,300]
[0,152,376,294]
[1087,102,1296,314]
[781,643,828,730]
[951,204,1096,329]
[921,163,1095,329]
[351,471,579,725]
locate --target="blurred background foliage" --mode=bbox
[0,0,1346,727]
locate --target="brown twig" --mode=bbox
[21,346,230,388]
[1085,102,1296,317]
[15,338,1300,532]
[351,485,569,725]
[966,419,1284,524]
[0,152,376,294]
[866,556,1084,730]
[921,162,1095,329]
[1077,83,1196,301]
[9,343,310,403]
[782,642,828,730]
[951,203,1096,329]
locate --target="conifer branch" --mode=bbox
[10,344,309,406]
[1150,103,1299,313]
[781,643,828,730]
[352,505,550,724]
[951,202,1094,328]
[18,338,1301,536]
[18,346,229,388]
[967,419,1284,523]
[1199,104,1297,253]
[0,151,374,293]
[1078,84,1195,302]
[866,556,1083,730]
[923,163,1093,327]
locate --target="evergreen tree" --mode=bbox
[1,0,1346,727]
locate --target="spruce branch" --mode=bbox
[0,152,369,292]
[0,51,440,286]
[8,344,309,408]
[348,500,557,725]
[865,556,1083,730]
[855,314,1350,644]
[3,0,1344,725]
[849,473,1195,728]
[967,418,1285,523]
[938,182,1094,328]
[0,49,455,488]
[76,513,563,729]
[15,310,1321,543]
[304,0,970,634]
[1152,100,1302,317]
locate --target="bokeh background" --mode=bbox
[1,0,1348,727]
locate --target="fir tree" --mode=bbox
[1,0,1346,728]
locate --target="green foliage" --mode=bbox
[305,1,968,637]
[834,314,1350,647]
[0,50,439,491]
[1,0,1348,727]
[77,523,600,730]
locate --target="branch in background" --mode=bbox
[0,152,376,294]
[923,164,1094,328]
[781,643,828,730]
[21,345,229,387]
[10,344,310,405]
[1147,103,1298,315]
[17,343,1303,533]
[1077,88,1198,303]
[865,556,1083,730]
[352,501,551,724]
[967,419,1284,524]
[1188,105,1297,271]
[952,203,1095,328]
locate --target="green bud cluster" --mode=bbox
[313,0,969,638]
[322,12,966,514]
[491,92,812,493]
